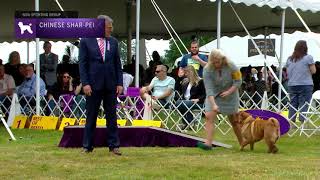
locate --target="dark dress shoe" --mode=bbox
[109,148,122,156]
[81,148,93,153]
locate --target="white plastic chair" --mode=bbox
[300,90,320,136]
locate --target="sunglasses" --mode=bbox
[155,70,162,73]
[63,76,70,79]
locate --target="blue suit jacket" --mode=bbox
[79,37,123,91]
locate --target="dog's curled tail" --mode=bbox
[269,117,280,139]
[268,118,279,127]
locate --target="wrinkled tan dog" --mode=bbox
[238,111,280,153]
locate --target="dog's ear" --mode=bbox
[236,112,243,124]
[238,111,246,121]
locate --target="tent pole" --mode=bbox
[27,41,30,64]
[264,27,268,90]
[278,9,286,112]
[35,0,40,115]
[126,0,132,65]
[228,1,288,96]
[217,0,221,49]
[135,0,140,87]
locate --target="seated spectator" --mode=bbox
[252,71,266,106]
[122,71,134,95]
[0,64,15,100]
[124,56,146,86]
[152,51,162,65]
[5,51,24,86]
[175,65,206,130]
[140,65,175,109]
[17,64,47,111]
[47,72,82,116]
[57,55,72,76]
[48,72,77,99]
[145,60,155,85]
[0,64,16,118]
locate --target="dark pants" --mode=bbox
[288,85,313,122]
[83,89,119,151]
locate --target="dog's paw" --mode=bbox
[272,147,279,154]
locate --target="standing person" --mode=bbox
[312,61,320,92]
[79,15,123,155]
[40,41,58,89]
[252,71,266,107]
[198,49,243,150]
[179,40,207,77]
[286,40,316,123]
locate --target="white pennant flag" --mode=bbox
[7,93,21,127]
[261,91,269,110]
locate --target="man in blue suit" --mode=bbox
[79,15,123,155]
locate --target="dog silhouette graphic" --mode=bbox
[18,22,33,34]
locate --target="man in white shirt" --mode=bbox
[140,65,175,109]
[122,72,134,95]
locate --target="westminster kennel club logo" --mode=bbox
[15,19,36,38]
[17,22,33,34]
[15,18,105,39]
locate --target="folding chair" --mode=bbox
[174,101,204,133]
[300,90,320,136]
[117,87,142,122]
[59,94,74,117]
[152,92,176,129]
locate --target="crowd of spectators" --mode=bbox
[0,39,318,125]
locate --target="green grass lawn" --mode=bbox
[0,127,319,180]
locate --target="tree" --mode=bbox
[119,40,136,66]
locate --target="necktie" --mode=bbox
[107,40,110,51]
[98,38,105,61]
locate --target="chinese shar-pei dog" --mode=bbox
[238,111,280,153]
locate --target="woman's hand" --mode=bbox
[191,99,199,103]
[212,103,219,112]
[220,86,237,98]
[69,76,73,84]
[83,85,92,96]
[220,90,231,97]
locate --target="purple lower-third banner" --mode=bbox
[15,18,105,39]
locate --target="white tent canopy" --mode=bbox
[1,0,320,42]
[224,0,320,12]
[1,0,319,113]
[199,31,320,67]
